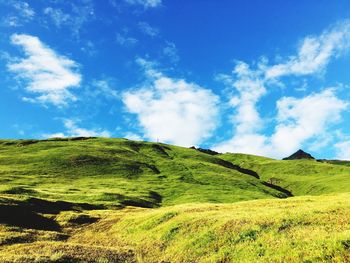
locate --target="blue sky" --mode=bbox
[1,0,350,159]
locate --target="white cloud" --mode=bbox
[63,119,111,137]
[213,21,350,158]
[124,132,143,141]
[214,90,347,158]
[138,22,159,37]
[214,134,270,157]
[270,89,347,157]
[124,0,162,8]
[7,34,81,106]
[335,140,350,160]
[216,61,267,135]
[307,133,333,152]
[266,21,350,79]
[135,58,162,78]
[45,132,66,138]
[43,119,111,138]
[116,33,138,47]
[122,60,220,146]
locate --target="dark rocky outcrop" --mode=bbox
[283,149,315,160]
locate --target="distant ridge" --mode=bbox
[283,149,315,160]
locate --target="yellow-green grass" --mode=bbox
[1,193,350,262]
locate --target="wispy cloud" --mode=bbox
[116,32,138,47]
[42,0,95,37]
[43,119,111,138]
[163,41,179,64]
[124,0,162,8]
[91,79,118,100]
[266,20,350,79]
[122,58,220,146]
[138,22,159,37]
[14,1,35,19]
[7,34,81,106]
[80,40,97,56]
[1,0,35,27]
[43,7,70,28]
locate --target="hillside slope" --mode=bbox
[1,193,350,262]
[0,138,288,207]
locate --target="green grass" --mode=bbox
[0,138,290,206]
[1,138,350,262]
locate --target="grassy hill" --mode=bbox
[0,138,289,207]
[220,153,350,196]
[0,137,350,262]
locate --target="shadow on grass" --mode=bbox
[0,204,60,231]
[23,198,104,214]
[0,196,105,231]
[121,190,162,208]
[213,159,260,179]
[100,190,163,208]
[262,182,293,197]
[67,214,99,225]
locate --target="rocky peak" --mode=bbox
[282,149,315,160]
